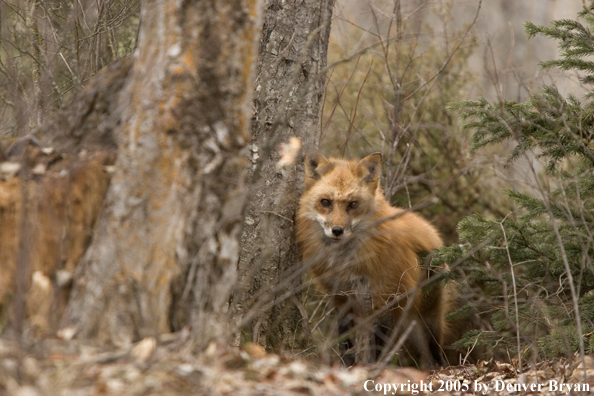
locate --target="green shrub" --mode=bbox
[446,2,594,361]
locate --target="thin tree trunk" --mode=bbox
[235,0,334,353]
[61,0,262,347]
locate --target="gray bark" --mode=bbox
[235,0,335,353]
[60,0,262,347]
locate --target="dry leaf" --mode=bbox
[130,337,156,364]
[276,136,302,170]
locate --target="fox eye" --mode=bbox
[320,199,332,208]
[348,201,359,210]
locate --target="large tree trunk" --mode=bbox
[60,0,262,347]
[235,0,335,353]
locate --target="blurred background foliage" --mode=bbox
[438,3,594,363]
[321,0,509,245]
[0,0,140,137]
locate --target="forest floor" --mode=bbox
[1,332,593,396]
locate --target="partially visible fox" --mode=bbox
[297,151,450,367]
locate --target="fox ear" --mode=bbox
[355,152,382,190]
[304,150,331,188]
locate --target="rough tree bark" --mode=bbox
[60,0,262,347]
[235,0,335,352]
[0,58,130,336]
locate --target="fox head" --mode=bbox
[300,151,382,241]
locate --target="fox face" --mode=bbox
[299,152,382,241]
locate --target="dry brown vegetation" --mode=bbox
[2,336,594,395]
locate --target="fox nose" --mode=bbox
[332,226,344,236]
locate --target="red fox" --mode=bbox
[297,151,450,367]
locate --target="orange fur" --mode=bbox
[297,151,448,366]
